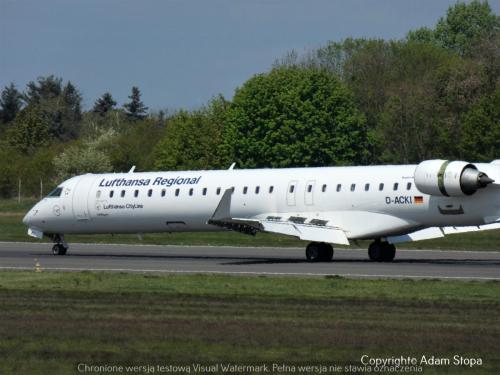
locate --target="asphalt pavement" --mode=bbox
[1,242,499,280]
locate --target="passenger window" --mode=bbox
[189,188,193,196]
[216,187,221,195]
[96,190,101,198]
[350,184,356,192]
[336,184,342,192]
[379,183,384,191]
[322,184,327,192]
[269,186,274,193]
[307,185,312,193]
[289,185,295,193]
[175,188,180,196]
[364,183,369,192]
[161,189,166,197]
[243,186,248,194]
[134,190,139,198]
[255,186,260,194]
[47,187,63,198]
[109,190,114,198]
[148,189,152,197]
[393,183,399,191]
[407,182,412,190]
[203,188,207,196]
[121,190,126,198]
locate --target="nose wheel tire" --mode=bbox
[368,241,396,262]
[306,242,334,262]
[52,244,68,256]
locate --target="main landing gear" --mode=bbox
[368,240,396,262]
[50,234,69,256]
[305,242,334,262]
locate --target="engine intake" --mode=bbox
[414,160,494,197]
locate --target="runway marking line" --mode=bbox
[0,266,498,281]
[1,241,500,254]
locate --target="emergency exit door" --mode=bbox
[287,180,298,206]
[305,180,315,205]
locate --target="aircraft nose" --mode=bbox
[23,211,31,226]
[23,204,40,226]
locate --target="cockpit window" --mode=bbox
[47,187,63,198]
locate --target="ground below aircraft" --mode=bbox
[23,160,500,261]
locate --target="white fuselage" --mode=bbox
[23,163,500,242]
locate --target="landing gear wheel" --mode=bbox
[306,242,321,262]
[368,242,382,262]
[52,244,67,256]
[50,234,68,256]
[306,242,334,262]
[368,241,396,262]
[319,243,334,262]
[381,243,396,262]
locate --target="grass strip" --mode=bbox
[0,271,499,374]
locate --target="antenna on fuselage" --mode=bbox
[228,162,236,170]
[128,166,136,173]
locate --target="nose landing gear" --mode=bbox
[49,234,69,256]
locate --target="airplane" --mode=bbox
[23,159,500,261]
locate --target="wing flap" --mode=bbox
[261,221,350,245]
[295,225,350,245]
[388,227,444,244]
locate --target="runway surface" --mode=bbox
[0,242,499,280]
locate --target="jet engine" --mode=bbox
[414,160,494,197]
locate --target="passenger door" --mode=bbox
[72,175,97,221]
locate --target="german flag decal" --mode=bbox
[414,196,424,204]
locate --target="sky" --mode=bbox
[1,0,499,111]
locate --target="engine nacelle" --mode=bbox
[414,160,494,197]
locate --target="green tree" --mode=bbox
[338,39,395,135]
[374,41,475,162]
[469,31,500,92]
[0,146,22,197]
[62,81,82,122]
[378,90,446,163]
[154,96,228,171]
[93,92,117,117]
[287,33,493,163]
[52,130,115,181]
[434,0,499,56]
[406,27,436,44]
[107,117,164,172]
[123,86,148,120]
[459,88,500,161]
[220,67,369,168]
[21,76,82,141]
[6,147,60,198]
[5,106,51,154]
[23,75,62,105]
[277,39,396,158]
[53,81,83,140]
[0,83,23,124]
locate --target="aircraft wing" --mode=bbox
[210,188,500,246]
[388,222,500,244]
[208,188,350,245]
